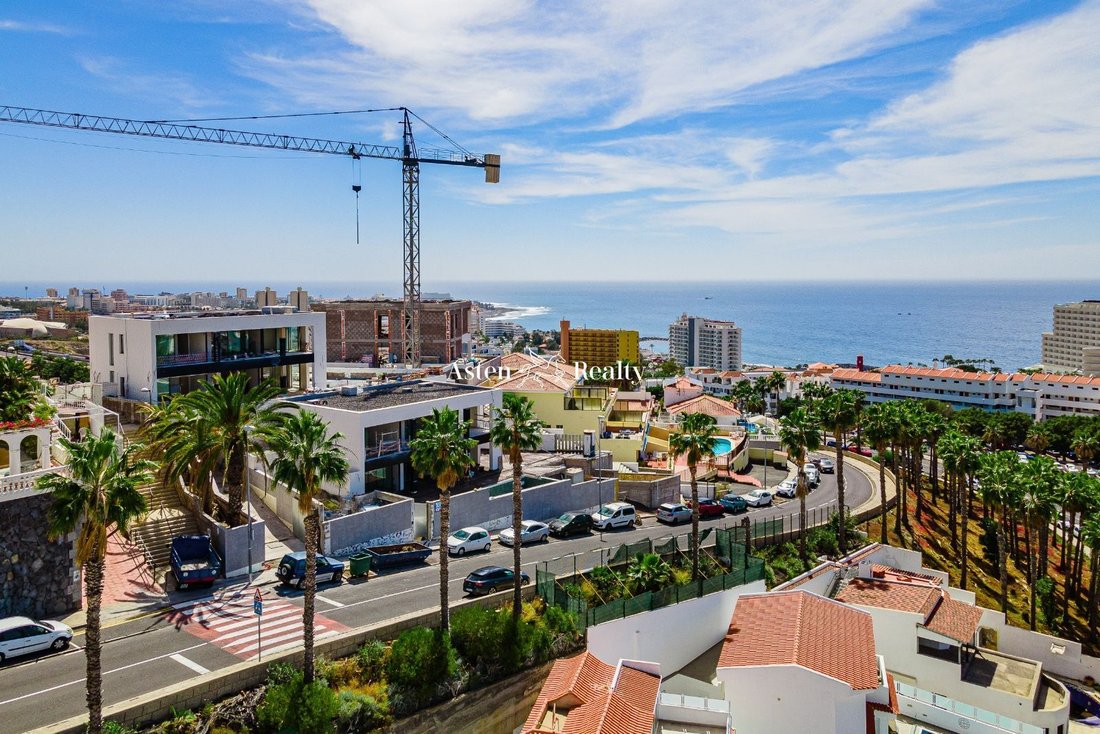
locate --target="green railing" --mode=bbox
[536,528,765,630]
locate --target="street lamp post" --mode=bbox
[597,417,605,543]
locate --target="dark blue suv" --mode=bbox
[276,552,344,589]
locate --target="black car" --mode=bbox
[463,566,530,596]
[548,512,593,537]
[275,552,344,589]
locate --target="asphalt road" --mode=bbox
[0,456,870,732]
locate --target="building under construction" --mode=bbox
[314,300,470,366]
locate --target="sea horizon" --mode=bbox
[5,279,1099,372]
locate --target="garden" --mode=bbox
[101,599,583,734]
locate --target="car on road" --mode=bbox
[740,489,773,507]
[462,566,530,596]
[276,552,344,589]
[687,497,725,519]
[719,494,748,513]
[774,477,798,498]
[448,526,492,556]
[498,520,550,546]
[818,458,835,473]
[657,502,693,525]
[0,616,73,663]
[803,464,820,487]
[846,445,874,457]
[591,502,637,530]
[549,512,593,537]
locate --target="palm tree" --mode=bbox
[489,394,545,621]
[1081,517,1100,640]
[978,451,1018,613]
[266,409,348,684]
[1020,456,1060,582]
[0,354,43,421]
[37,430,154,734]
[730,380,757,414]
[820,389,860,554]
[954,434,981,590]
[860,403,895,545]
[410,407,476,632]
[167,373,284,525]
[669,412,719,581]
[766,370,786,416]
[779,407,821,567]
[1072,428,1100,473]
[140,399,220,515]
[1025,423,1052,455]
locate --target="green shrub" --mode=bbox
[265,661,299,686]
[542,605,578,637]
[316,655,359,688]
[296,682,339,734]
[102,722,138,734]
[587,565,624,602]
[808,527,838,558]
[1036,576,1057,627]
[356,640,387,683]
[257,674,299,733]
[980,517,1000,565]
[335,689,390,733]
[385,628,458,712]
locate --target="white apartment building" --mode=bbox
[1042,300,1100,374]
[831,364,1100,419]
[89,309,326,403]
[285,380,501,497]
[669,314,742,371]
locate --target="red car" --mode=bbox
[846,444,874,457]
[686,497,725,519]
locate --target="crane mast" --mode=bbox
[0,104,501,366]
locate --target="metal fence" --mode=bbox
[536,526,766,630]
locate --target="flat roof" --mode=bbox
[295,381,492,411]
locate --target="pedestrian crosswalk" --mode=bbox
[168,590,348,661]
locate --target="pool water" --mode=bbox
[713,437,734,456]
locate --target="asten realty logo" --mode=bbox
[449,354,641,384]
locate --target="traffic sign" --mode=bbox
[253,590,263,616]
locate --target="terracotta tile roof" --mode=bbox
[836,578,941,617]
[837,578,982,644]
[1028,373,1100,386]
[832,368,882,383]
[718,590,880,690]
[870,564,942,584]
[923,596,983,644]
[522,653,659,734]
[667,393,741,417]
[865,674,899,734]
[487,355,582,393]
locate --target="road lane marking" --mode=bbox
[316,595,345,608]
[206,606,299,633]
[246,630,338,661]
[222,620,307,647]
[0,641,209,707]
[170,654,210,675]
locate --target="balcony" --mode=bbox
[894,680,1045,734]
[656,692,732,734]
[156,349,314,377]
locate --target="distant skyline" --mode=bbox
[2,1,1099,282]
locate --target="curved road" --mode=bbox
[0,457,870,732]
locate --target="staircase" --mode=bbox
[131,479,201,585]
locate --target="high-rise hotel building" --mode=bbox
[669,314,742,371]
[1042,300,1100,375]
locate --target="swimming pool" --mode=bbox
[713,437,734,456]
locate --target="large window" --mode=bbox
[917,636,959,663]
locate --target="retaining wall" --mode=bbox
[326,491,415,556]
[440,476,606,538]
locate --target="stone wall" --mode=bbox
[0,493,80,619]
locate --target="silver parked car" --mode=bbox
[657,502,693,525]
[498,520,550,546]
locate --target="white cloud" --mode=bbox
[0,19,71,34]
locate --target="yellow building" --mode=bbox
[560,319,640,367]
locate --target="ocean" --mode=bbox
[6,280,1098,371]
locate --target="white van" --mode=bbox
[591,502,637,530]
[802,464,820,487]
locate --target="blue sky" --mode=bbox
[1,0,1098,287]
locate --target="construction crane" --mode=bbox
[0,104,501,366]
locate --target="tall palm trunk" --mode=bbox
[878,449,888,545]
[961,475,972,590]
[930,442,939,503]
[998,509,1009,614]
[510,446,524,622]
[84,555,105,734]
[226,443,246,524]
[914,443,924,522]
[834,440,846,554]
[1039,522,1050,580]
[948,469,958,551]
[439,488,451,632]
[798,472,809,569]
[1027,517,1037,631]
[303,511,318,683]
[1089,552,1099,641]
[892,444,902,537]
[690,464,701,581]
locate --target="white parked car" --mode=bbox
[591,502,637,530]
[740,489,773,507]
[448,526,492,556]
[498,520,550,546]
[774,478,798,499]
[0,617,73,663]
[656,503,693,525]
[818,458,835,474]
[802,464,820,487]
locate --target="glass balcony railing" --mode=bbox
[894,681,1044,734]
